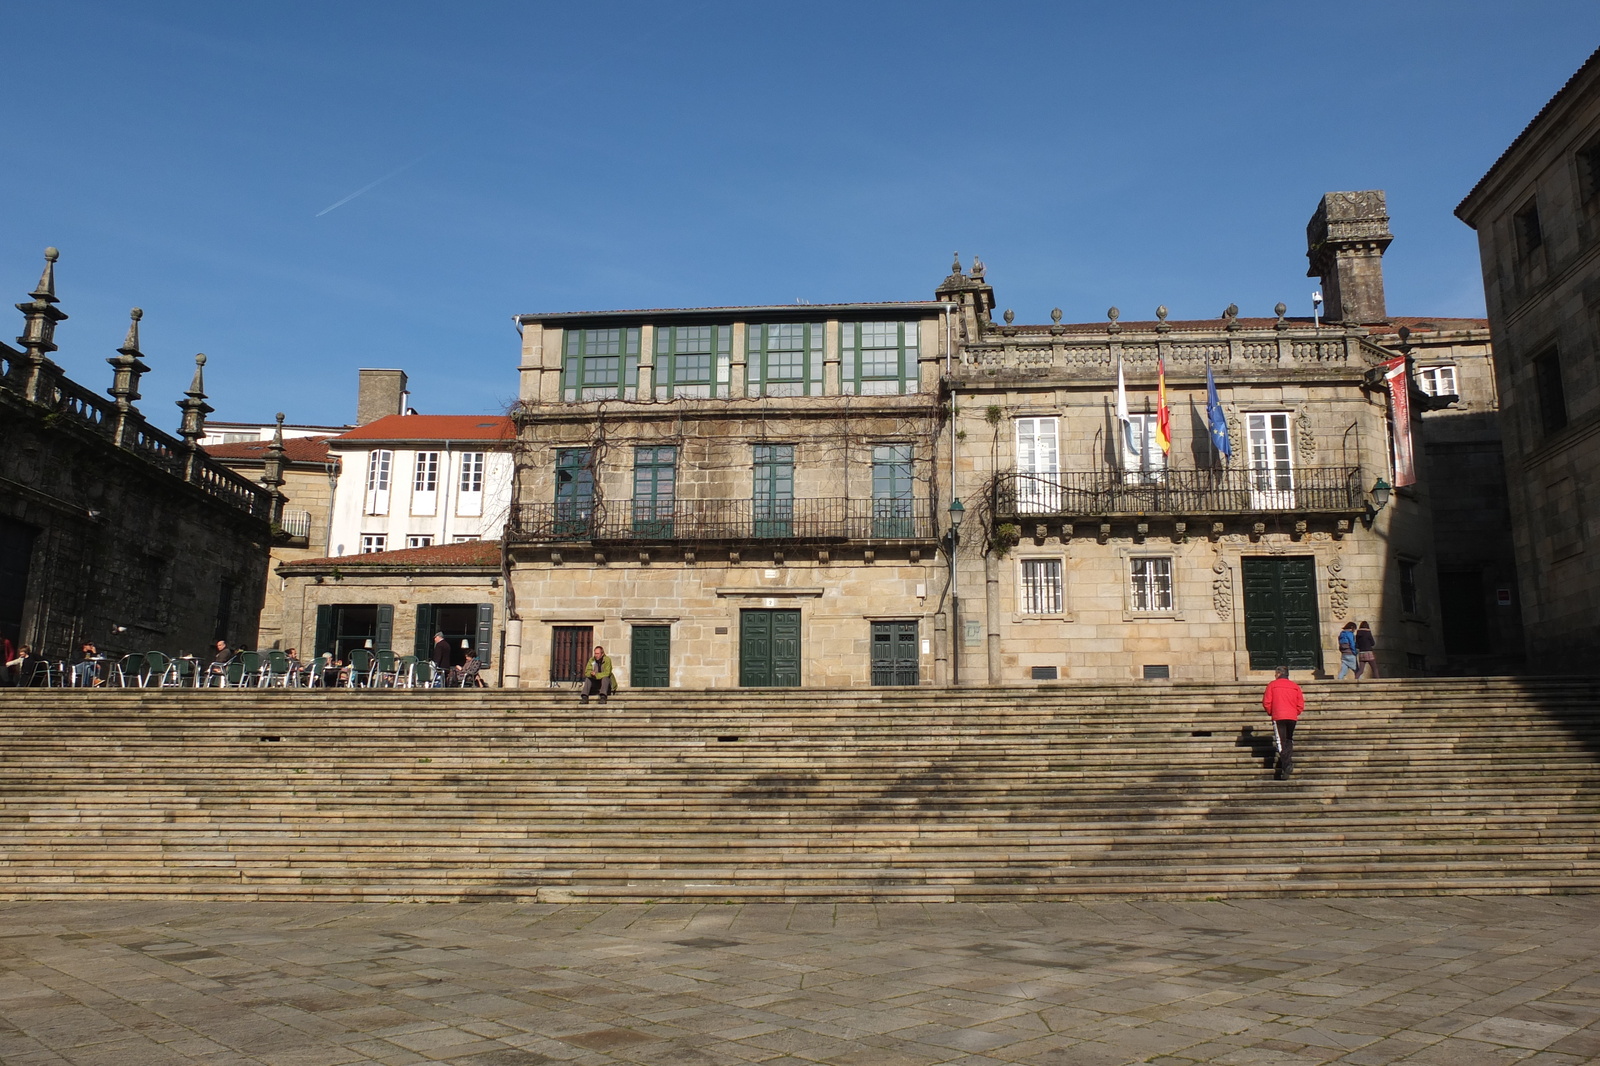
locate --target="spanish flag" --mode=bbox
[1155,356,1172,455]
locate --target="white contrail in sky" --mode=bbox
[315,155,426,217]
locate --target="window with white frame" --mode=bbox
[452,534,480,543]
[406,535,433,549]
[458,452,485,517]
[1020,559,1064,614]
[1417,365,1458,397]
[1245,412,1294,508]
[1130,556,1174,612]
[1015,417,1060,512]
[1121,412,1166,483]
[360,533,387,554]
[412,451,439,516]
[364,450,393,515]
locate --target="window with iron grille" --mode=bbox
[654,325,729,399]
[1515,199,1544,256]
[1580,136,1600,202]
[1020,559,1064,614]
[841,321,919,395]
[562,327,641,401]
[747,323,824,397]
[1534,347,1567,436]
[1130,556,1174,612]
[632,446,677,535]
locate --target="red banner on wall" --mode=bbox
[1382,356,1416,488]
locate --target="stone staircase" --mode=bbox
[1,677,1598,902]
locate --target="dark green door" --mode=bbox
[753,444,794,538]
[630,625,671,687]
[870,621,919,685]
[740,609,801,686]
[871,445,914,538]
[1242,556,1321,671]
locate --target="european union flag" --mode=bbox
[1206,364,1232,460]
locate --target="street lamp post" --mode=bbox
[946,499,965,685]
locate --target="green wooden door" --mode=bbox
[630,625,671,687]
[1242,556,1321,671]
[870,621,919,685]
[739,609,801,687]
[753,445,794,538]
[871,444,914,537]
[555,448,594,536]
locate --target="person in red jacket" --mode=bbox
[1262,665,1306,780]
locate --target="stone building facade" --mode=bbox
[206,423,340,651]
[0,249,272,665]
[1456,45,1600,673]
[500,192,1488,687]
[275,539,502,681]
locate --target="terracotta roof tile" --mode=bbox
[331,415,515,443]
[204,436,336,462]
[283,539,502,569]
[1004,315,1487,335]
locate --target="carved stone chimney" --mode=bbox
[1306,191,1393,325]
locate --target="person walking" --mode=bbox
[1335,622,1359,680]
[428,632,452,687]
[1262,665,1306,780]
[579,645,614,705]
[1354,621,1379,679]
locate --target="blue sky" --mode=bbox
[6,1,1599,427]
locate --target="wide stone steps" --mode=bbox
[2,677,1598,900]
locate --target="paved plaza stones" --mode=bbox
[2,897,1599,1065]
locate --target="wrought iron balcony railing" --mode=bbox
[511,496,936,544]
[993,467,1366,518]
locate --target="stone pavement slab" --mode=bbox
[1,897,1599,1064]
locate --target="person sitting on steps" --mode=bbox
[579,645,613,704]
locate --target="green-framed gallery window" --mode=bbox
[753,443,795,537]
[562,327,641,401]
[654,325,730,399]
[632,445,677,536]
[747,323,824,397]
[842,321,919,396]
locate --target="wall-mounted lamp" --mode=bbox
[944,498,965,553]
[461,638,470,649]
[1365,477,1392,524]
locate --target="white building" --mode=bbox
[325,413,516,557]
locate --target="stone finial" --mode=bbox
[1107,306,1121,334]
[16,246,68,365]
[262,411,288,525]
[1156,305,1168,321]
[1050,307,1062,324]
[1274,301,1288,330]
[971,256,985,280]
[951,251,962,275]
[1155,305,1171,334]
[1003,308,1015,325]
[33,247,60,301]
[1224,303,1240,331]
[177,352,213,446]
[108,306,150,414]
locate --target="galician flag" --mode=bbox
[1205,363,1232,459]
[1155,356,1172,455]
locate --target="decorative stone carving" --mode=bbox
[1212,552,1233,620]
[1296,408,1316,462]
[1328,552,1349,619]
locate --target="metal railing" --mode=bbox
[511,496,936,543]
[280,510,313,538]
[993,467,1366,518]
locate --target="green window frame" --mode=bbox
[841,321,919,396]
[871,443,914,537]
[746,323,824,397]
[632,445,677,536]
[562,327,640,401]
[753,443,794,537]
[654,325,730,399]
[554,447,594,536]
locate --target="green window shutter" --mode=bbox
[414,604,434,660]
[375,605,393,654]
[475,604,494,666]
[314,604,333,658]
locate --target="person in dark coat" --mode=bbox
[1354,621,1379,679]
[429,631,452,687]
